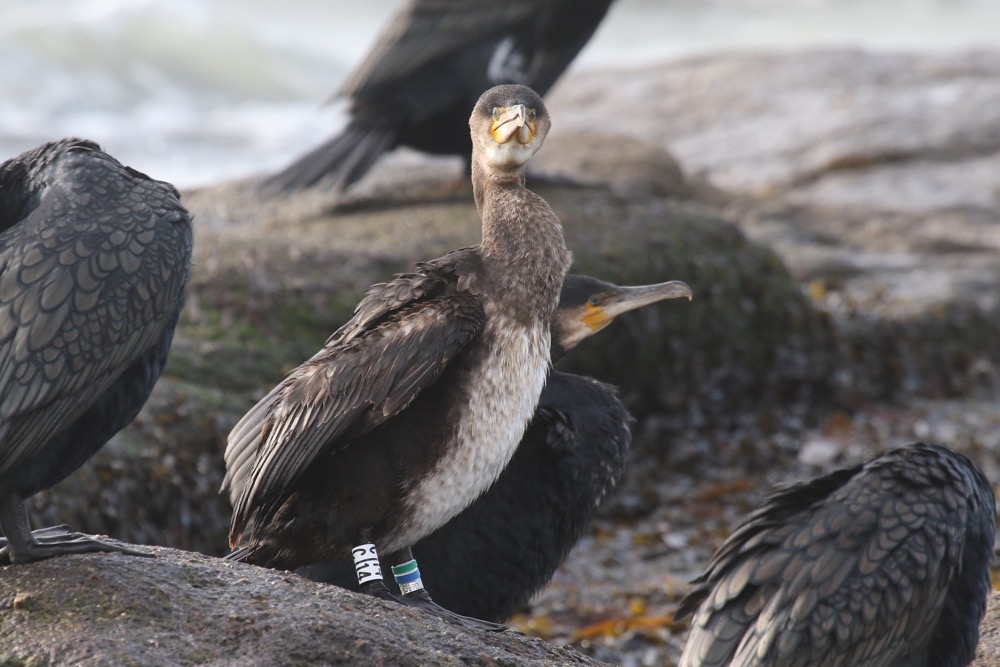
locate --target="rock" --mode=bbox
[0,545,609,666]
[545,50,1000,197]
[547,49,1000,403]
[530,133,704,201]
[177,173,837,419]
[974,592,1000,667]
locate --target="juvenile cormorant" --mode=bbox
[287,274,693,620]
[0,138,193,563]
[675,442,995,667]
[264,0,615,192]
[225,84,572,628]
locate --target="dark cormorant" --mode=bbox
[0,138,193,563]
[675,442,995,667]
[224,84,572,628]
[264,0,615,192]
[287,274,693,621]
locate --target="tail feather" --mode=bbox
[262,121,397,193]
[225,543,258,563]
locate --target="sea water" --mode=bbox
[1,0,997,188]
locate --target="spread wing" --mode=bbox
[227,277,485,544]
[0,138,192,477]
[677,445,973,667]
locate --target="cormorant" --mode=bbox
[263,0,615,192]
[675,442,995,667]
[0,138,193,563]
[224,84,572,628]
[288,274,693,621]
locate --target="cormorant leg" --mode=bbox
[352,541,395,599]
[0,492,150,564]
[351,541,504,631]
[387,547,506,632]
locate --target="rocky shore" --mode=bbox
[3,48,999,665]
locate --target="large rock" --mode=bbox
[545,50,1000,402]
[0,546,608,667]
[546,50,1000,197]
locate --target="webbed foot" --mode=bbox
[401,587,506,632]
[0,525,151,564]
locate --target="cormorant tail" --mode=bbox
[261,120,397,193]
[225,543,258,563]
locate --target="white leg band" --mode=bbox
[352,543,383,585]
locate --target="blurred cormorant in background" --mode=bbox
[264,0,615,192]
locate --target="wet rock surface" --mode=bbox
[11,48,1000,665]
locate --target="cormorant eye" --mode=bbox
[587,296,601,306]
[527,109,537,122]
[492,107,502,121]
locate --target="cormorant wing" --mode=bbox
[337,0,538,98]
[0,139,192,477]
[223,381,283,507]
[678,445,973,667]
[516,0,615,95]
[229,279,485,542]
[223,248,483,508]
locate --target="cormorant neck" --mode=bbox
[469,152,572,320]
[471,156,525,217]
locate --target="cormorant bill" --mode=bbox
[675,442,996,667]
[293,274,693,622]
[224,84,572,630]
[262,0,615,192]
[0,138,193,564]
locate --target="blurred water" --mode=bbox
[1,0,997,188]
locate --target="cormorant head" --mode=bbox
[470,84,550,172]
[550,274,693,361]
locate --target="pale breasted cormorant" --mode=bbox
[263,0,615,192]
[675,442,995,667]
[225,84,572,628]
[0,138,193,563]
[284,274,694,620]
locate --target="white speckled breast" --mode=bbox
[391,312,550,552]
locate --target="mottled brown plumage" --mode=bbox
[225,85,570,626]
[291,274,692,621]
[676,443,995,667]
[0,138,192,563]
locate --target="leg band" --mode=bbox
[392,559,425,595]
[352,543,383,585]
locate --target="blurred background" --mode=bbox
[2,0,998,188]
